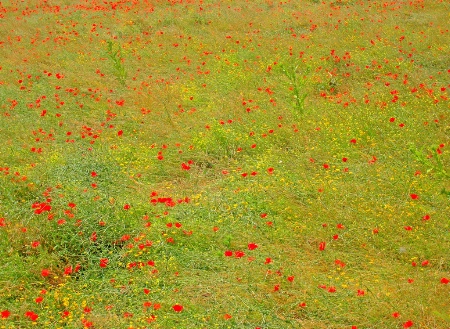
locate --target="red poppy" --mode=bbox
[41,269,50,277]
[319,242,326,251]
[64,266,72,275]
[25,311,38,321]
[441,277,449,284]
[403,320,413,328]
[1,310,10,319]
[248,243,258,250]
[235,251,245,258]
[410,194,419,200]
[100,258,108,268]
[172,304,183,312]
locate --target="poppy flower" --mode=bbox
[440,277,449,284]
[1,310,10,319]
[172,304,183,312]
[25,311,38,321]
[319,242,326,251]
[248,243,258,250]
[403,320,413,328]
[99,258,108,268]
[235,251,245,258]
[410,194,419,200]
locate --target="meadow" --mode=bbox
[0,0,449,328]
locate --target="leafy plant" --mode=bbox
[105,40,127,86]
[279,62,310,115]
[409,144,448,177]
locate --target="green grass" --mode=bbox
[0,0,449,328]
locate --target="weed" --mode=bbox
[278,62,310,115]
[105,40,127,86]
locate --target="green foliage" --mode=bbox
[0,1,449,328]
[409,144,448,177]
[278,61,310,115]
[105,40,127,86]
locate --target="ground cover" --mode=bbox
[0,0,449,328]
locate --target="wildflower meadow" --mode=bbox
[0,0,449,328]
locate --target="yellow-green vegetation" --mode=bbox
[0,0,449,328]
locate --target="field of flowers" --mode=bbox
[0,0,449,328]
